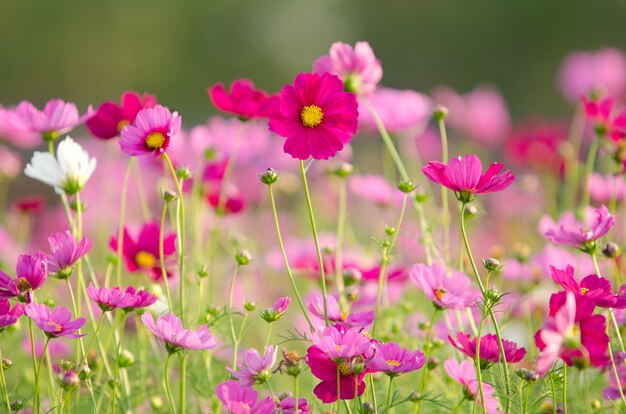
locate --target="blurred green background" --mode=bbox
[1,0,626,124]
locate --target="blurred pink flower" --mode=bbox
[348,174,403,207]
[141,312,216,353]
[444,358,501,413]
[410,263,479,309]
[448,332,526,365]
[358,88,432,133]
[0,105,41,148]
[0,147,21,178]
[544,205,615,250]
[12,99,93,142]
[581,96,626,141]
[589,173,625,205]
[0,299,24,332]
[227,345,277,385]
[208,79,279,119]
[87,90,157,139]
[216,380,276,414]
[505,119,567,175]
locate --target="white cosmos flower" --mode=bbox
[24,136,96,195]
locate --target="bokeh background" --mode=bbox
[2,0,626,125]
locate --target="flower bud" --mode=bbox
[61,370,79,390]
[2,359,12,370]
[150,396,164,410]
[176,167,192,180]
[197,265,209,278]
[385,226,396,236]
[343,268,362,286]
[107,252,119,266]
[107,378,119,389]
[408,392,422,402]
[235,249,252,266]
[44,298,56,307]
[602,242,620,259]
[244,301,256,312]
[380,239,391,249]
[277,391,293,401]
[78,364,92,380]
[260,297,291,323]
[397,179,416,193]
[515,368,540,383]
[333,163,354,178]
[70,198,86,212]
[591,399,601,409]
[346,287,359,302]
[464,204,478,218]
[415,192,428,204]
[427,356,439,370]
[60,359,74,371]
[281,349,303,377]
[433,105,449,120]
[258,168,278,185]
[482,258,502,272]
[161,189,177,203]
[362,402,376,414]
[10,400,24,411]
[117,349,135,368]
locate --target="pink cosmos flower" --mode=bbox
[260,297,291,323]
[119,105,181,156]
[444,358,501,414]
[216,380,276,414]
[109,222,176,282]
[348,174,404,208]
[558,48,626,102]
[205,183,247,215]
[227,346,278,385]
[410,263,479,310]
[141,312,216,353]
[87,283,136,312]
[581,96,626,141]
[208,79,279,119]
[314,41,382,95]
[603,352,626,401]
[0,299,24,332]
[47,230,91,279]
[22,336,70,359]
[280,397,310,414]
[422,154,515,202]
[12,99,93,142]
[123,286,157,311]
[0,147,21,179]
[308,294,374,328]
[358,87,432,133]
[368,341,425,376]
[589,173,625,205]
[25,303,85,339]
[311,325,374,361]
[86,90,157,139]
[544,205,615,251]
[12,195,46,216]
[448,332,526,366]
[0,105,41,148]
[549,265,624,309]
[535,292,609,374]
[269,72,359,160]
[0,252,47,303]
[505,120,566,176]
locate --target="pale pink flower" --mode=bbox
[444,358,501,413]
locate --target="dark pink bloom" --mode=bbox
[550,265,624,309]
[260,297,291,323]
[109,222,176,282]
[368,341,425,376]
[119,105,181,156]
[205,184,247,215]
[86,283,135,312]
[505,120,567,176]
[123,286,157,311]
[227,346,277,385]
[358,87,432,133]
[141,312,216,353]
[314,41,382,95]
[308,294,374,328]
[0,252,47,303]
[216,380,276,414]
[12,195,46,215]
[410,263,479,310]
[12,99,93,141]
[0,299,24,332]
[269,72,359,160]
[422,154,515,202]
[208,79,279,119]
[581,96,626,141]
[280,397,310,414]
[47,230,91,279]
[311,325,374,360]
[444,358,501,414]
[448,332,526,366]
[544,205,615,251]
[86,90,157,139]
[25,303,85,339]
[306,344,367,403]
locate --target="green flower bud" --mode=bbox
[235,249,253,266]
[258,168,278,185]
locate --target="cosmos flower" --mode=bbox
[216,380,276,414]
[279,397,310,414]
[444,358,501,414]
[259,297,291,323]
[208,79,279,119]
[0,252,47,303]
[306,344,367,403]
[12,99,93,142]
[47,230,91,279]
[358,87,432,134]
[368,341,425,376]
[549,264,625,309]
[25,303,85,339]
[269,72,358,160]
[544,205,615,251]
[119,105,181,156]
[227,346,277,385]
[0,299,24,333]
[589,173,625,205]
[87,90,157,139]
[410,263,479,310]
[448,332,526,366]
[86,283,136,312]
[308,294,374,328]
[581,96,626,141]
[141,312,216,353]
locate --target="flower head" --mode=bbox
[550,264,623,309]
[24,136,97,195]
[0,252,47,303]
[311,325,374,361]
[368,341,425,376]
[208,79,279,119]
[410,263,479,310]
[25,303,85,339]
[216,380,276,414]
[448,332,526,366]
[260,297,291,323]
[0,299,24,333]
[47,230,91,279]
[123,286,157,311]
[314,41,382,95]
[279,397,310,414]
[86,90,157,139]
[444,358,501,413]
[141,312,216,353]
[308,294,374,329]
[581,96,626,141]
[545,205,615,252]
[119,105,181,156]
[227,346,277,385]
[269,72,359,160]
[87,283,136,312]
[12,99,93,142]
[422,154,515,202]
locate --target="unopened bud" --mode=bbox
[385,226,396,236]
[415,192,428,204]
[44,298,55,307]
[427,356,439,370]
[362,402,376,414]
[343,268,362,286]
[2,359,12,370]
[483,258,502,272]
[150,396,164,410]
[10,400,24,411]
[258,168,278,185]
[244,301,256,312]
[397,179,416,194]
[78,364,92,380]
[197,265,209,278]
[345,287,359,302]
[433,105,449,120]
[62,370,79,390]
[161,189,177,203]
[176,167,192,180]
[516,368,540,383]
[235,250,252,266]
[464,204,478,217]
[60,359,74,371]
[333,163,354,178]
[117,349,135,368]
[602,242,620,259]
[591,399,601,409]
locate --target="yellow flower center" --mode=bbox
[434,288,446,301]
[145,132,166,149]
[387,359,401,367]
[117,119,130,133]
[135,251,156,268]
[47,321,63,332]
[16,277,32,293]
[300,105,324,127]
[338,362,352,376]
[580,287,589,295]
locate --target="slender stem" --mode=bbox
[82,313,105,364]
[474,317,488,414]
[34,338,50,414]
[299,160,329,326]
[264,323,273,349]
[416,309,439,413]
[0,346,9,414]
[159,202,174,311]
[179,353,187,414]
[48,140,55,156]
[608,341,626,408]
[267,184,314,330]
[294,375,299,414]
[369,374,378,414]
[336,365,341,413]
[110,312,128,414]
[335,176,348,306]
[384,376,394,414]
[591,253,602,277]
[228,265,240,368]
[437,117,451,266]
[548,369,557,414]
[116,158,135,285]
[580,135,600,211]
[164,353,176,414]
[29,319,40,413]
[562,365,568,414]
[132,158,152,221]
[614,258,623,288]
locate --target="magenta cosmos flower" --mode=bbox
[109,222,176,282]
[87,283,136,312]
[368,341,425,377]
[423,154,515,202]
[314,41,383,95]
[581,96,626,141]
[141,312,216,354]
[0,252,47,303]
[444,358,501,414]
[25,303,85,339]
[410,263,479,310]
[550,264,625,309]
[86,90,157,139]
[269,72,359,160]
[123,286,158,311]
[545,205,615,252]
[208,79,279,119]
[308,294,374,328]
[227,345,277,385]
[280,397,310,414]
[47,230,91,279]
[12,99,93,142]
[216,380,276,414]
[0,299,24,333]
[448,332,526,366]
[119,105,181,156]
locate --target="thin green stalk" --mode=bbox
[264,323,273,349]
[116,158,135,285]
[608,342,626,408]
[294,375,299,414]
[299,160,329,326]
[29,318,40,413]
[34,338,50,414]
[228,265,240,368]
[474,316,488,414]
[335,176,348,306]
[179,353,187,414]
[82,313,105,364]
[384,376,394,414]
[369,374,378,414]
[416,309,439,413]
[164,353,176,414]
[437,117,451,266]
[159,201,175,311]
[0,346,11,413]
[267,184,314,330]
[580,135,600,211]
[562,365,568,414]
[110,312,128,414]
[548,369,557,414]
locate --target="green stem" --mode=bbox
[159,201,175,311]
[335,176,348,307]
[268,184,314,330]
[369,374,378,414]
[0,346,10,413]
[29,318,40,413]
[82,313,105,364]
[294,375,299,414]
[474,317,487,414]
[264,323,273,349]
[299,160,329,326]
[228,265,240,368]
[116,158,135,285]
[608,341,626,408]
[164,353,177,414]
[179,354,187,414]
[34,338,50,414]
[110,312,128,413]
[437,117,451,266]
[548,369,557,414]
[416,310,439,413]
[580,135,600,211]
[562,365,568,414]
[384,376,394,414]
